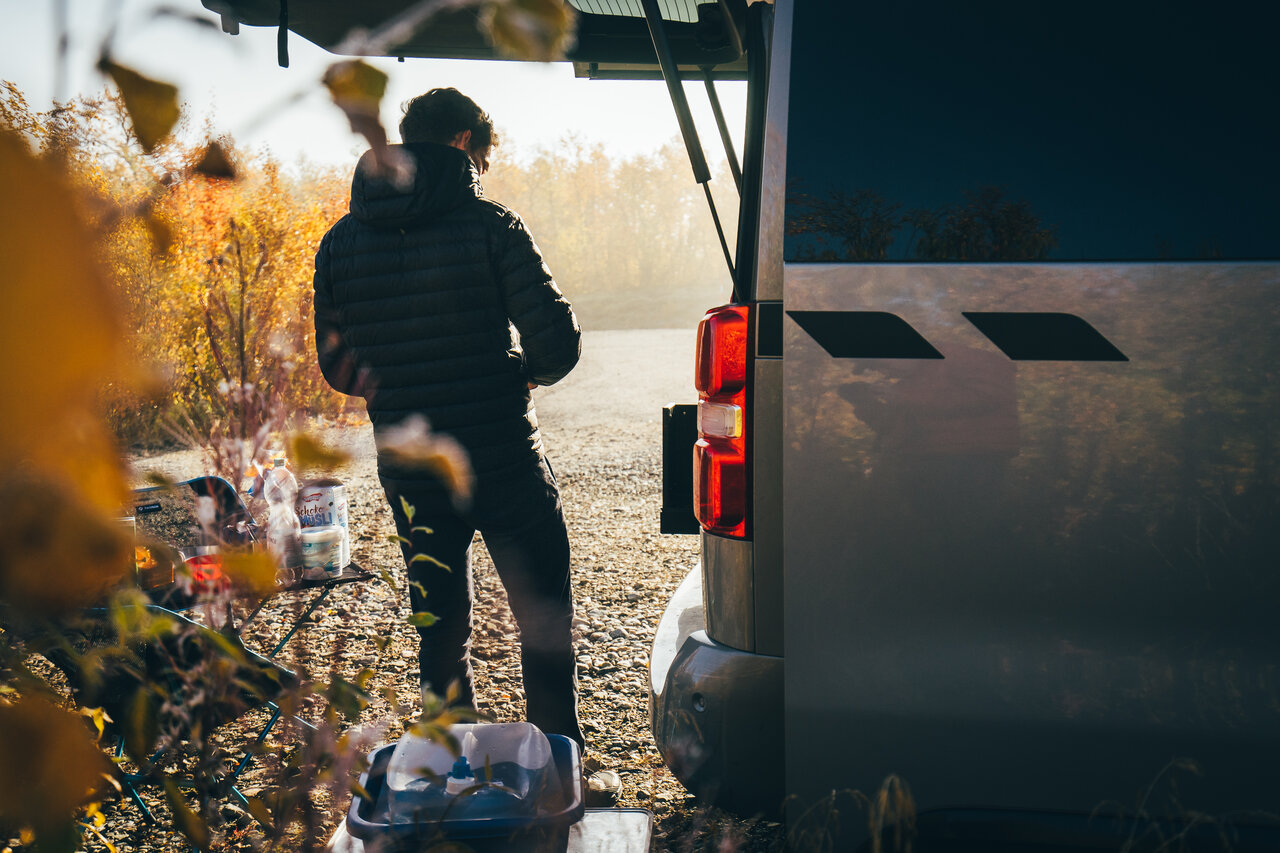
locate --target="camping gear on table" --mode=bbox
[132,477,255,598]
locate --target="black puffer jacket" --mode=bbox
[313,143,580,486]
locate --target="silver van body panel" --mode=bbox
[782,261,1280,826]
[750,0,788,304]
[751,356,784,656]
[702,532,754,652]
[650,566,785,817]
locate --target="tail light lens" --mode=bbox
[694,304,750,538]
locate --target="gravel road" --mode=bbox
[125,329,784,851]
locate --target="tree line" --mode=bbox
[1,83,735,447]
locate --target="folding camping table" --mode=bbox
[238,562,375,658]
[132,475,376,659]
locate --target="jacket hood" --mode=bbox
[349,143,481,228]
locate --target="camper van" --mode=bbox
[208,1,1280,848]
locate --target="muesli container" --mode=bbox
[300,525,343,580]
[296,479,349,569]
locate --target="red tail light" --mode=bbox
[694,304,750,538]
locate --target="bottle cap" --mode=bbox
[445,756,475,795]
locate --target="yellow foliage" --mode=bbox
[97,60,180,154]
[376,415,474,504]
[289,431,352,470]
[484,0,578,61]
[0,696,111,838]
[0,129,136,617]
[0,476,131,615]
[220,549,278,595]
[0,131,134,509]
[321,60,388,117]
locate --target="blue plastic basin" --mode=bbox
[346,734,584,849]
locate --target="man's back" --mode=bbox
[311,87,588,753]
[314,141,580,488]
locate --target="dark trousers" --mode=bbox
[380,460,584,749]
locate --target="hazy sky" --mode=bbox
[0,0,745,170]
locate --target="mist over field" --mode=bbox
[483,138,737,331]
[0,84,732,445]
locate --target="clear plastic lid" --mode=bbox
[382,722,563,821]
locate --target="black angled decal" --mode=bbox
[963,312,1128,361]
[788,311,944,359]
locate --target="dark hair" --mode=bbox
[399,87,498,151]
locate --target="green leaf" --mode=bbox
[142,471,176,489]
[408,553,450,572]
[411,525,435,535]
[378,568,399,593]
[125,687,157,764]
[324,675,371,722]
[387,534,412,546]
[399,495,416,524]
[408,579,427,597]
[407,611,438,628]
[163,779,210,850]
[97,59,180,153]
[244,796,274,831]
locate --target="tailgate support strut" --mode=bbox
[640,0,740,300]
[703,67,743,193]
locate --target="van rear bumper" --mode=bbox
[649,566,784,817]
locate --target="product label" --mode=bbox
[296,483,349,568]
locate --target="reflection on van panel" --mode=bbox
[783,262,1280,828]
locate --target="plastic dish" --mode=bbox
[346,733,583,848]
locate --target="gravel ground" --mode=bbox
[118,329,786,852]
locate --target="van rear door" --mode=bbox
[781,0,1280,843]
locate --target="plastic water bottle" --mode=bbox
[263,455,302,578]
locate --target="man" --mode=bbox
[312,88,585,750]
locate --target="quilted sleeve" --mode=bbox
[495,211,581,386]
[312,233,369,398]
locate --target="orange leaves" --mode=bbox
[0,476,132,615]
[289,431,352,471]
[219,549,279,596]
[193,140,237,181]
[483,0,577,61]
[116,149,354,447]
[321,60,414,186]
[322,60,389,154]
[321,60,388,119]
[0,696,112,842]
[96,59,180,154]
[0,131,135,525]
[375,414,474,504]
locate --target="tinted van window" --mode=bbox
[784,2,1280,262]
